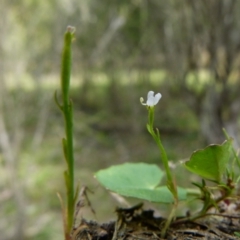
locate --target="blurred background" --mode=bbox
[1,0,240,239]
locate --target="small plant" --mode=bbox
[56,27,239,239]
[55,26,78,240]
[96,90,239,238]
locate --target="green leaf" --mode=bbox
[234,232,240,237]
[185,140,232,182]
[95,163,186,203]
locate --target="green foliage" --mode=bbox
[234,232,240,237]
[96,91,191,237]
[95,89,238,238]
[95,162,186,203]
[185,140,232,182]
[3,2,240,238]
[146,106,178,202]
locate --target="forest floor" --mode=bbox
[73,202,240,240]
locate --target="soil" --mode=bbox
[72,203,240,240]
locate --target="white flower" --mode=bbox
[140,91,162,107]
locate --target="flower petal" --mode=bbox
[141,91,161,107]
[153,93,162,105]
[147,99,155,106]
[145,91,154,106]
[147,91,154,99]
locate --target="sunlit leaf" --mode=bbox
[184,140,232,182]
[95,163,187,203]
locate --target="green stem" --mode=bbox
[64,102,74,232]
[186,188,201,197]
[60,26,75,234]
[147,107,178,200]
[147,107,178,238]
[161,201,178,238]
[155,129,177,199]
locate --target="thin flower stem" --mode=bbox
[147,107,178,200]
[147,106,178,238]
[148,106,154,127]
[161,200,178,238]
[155,129,177,198]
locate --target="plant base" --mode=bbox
[72,204,240,239]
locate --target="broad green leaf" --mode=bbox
[185,140,232,182]
[95,162,187,203]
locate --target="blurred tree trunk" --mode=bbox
[164,0,240,146]
[0,114,26,240]
[0,2,26,239]
[200,86,224,144]
[0,81,26,240]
